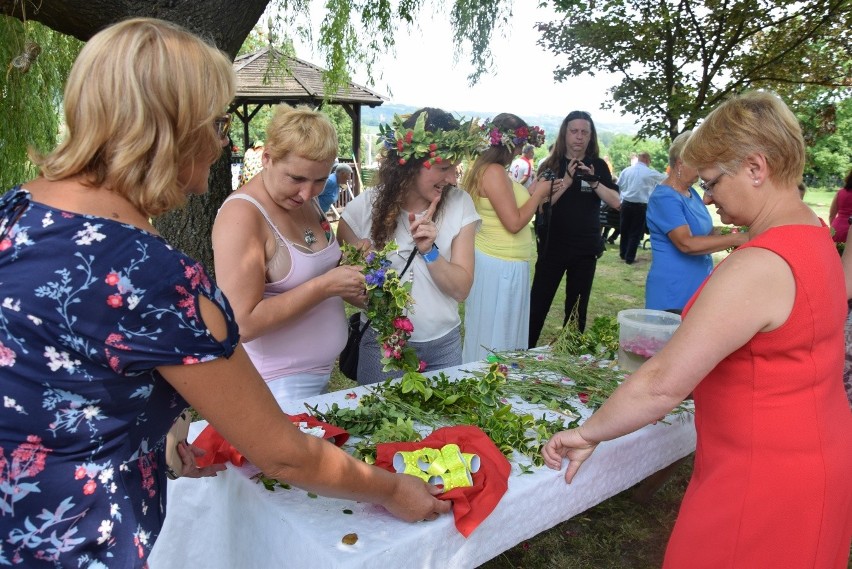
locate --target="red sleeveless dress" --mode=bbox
[664,225,852,568]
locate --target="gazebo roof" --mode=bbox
[232,47,386,107]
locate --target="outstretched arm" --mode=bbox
[158,296,450,522]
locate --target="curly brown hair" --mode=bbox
[371,108,460,248]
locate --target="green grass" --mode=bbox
[327,192,849,568]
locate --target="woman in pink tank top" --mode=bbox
[213,105,367,402]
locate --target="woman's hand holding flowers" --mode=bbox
[324,264,367,306]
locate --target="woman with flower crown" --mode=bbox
[337,108,482,384]
[460,113,562,363]
[212,105,367,401]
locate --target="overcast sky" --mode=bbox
[289,3,639,126]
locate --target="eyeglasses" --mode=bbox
[214,114,231,141]
[699,172,726,197]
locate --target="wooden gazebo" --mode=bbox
[229,48,386,171]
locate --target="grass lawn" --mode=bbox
[326,190,850,568]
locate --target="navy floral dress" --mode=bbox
[0,188,240,567]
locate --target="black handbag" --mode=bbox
[338,248,418,381]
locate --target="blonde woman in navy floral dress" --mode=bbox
[0,18,446,568]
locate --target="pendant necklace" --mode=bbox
[300,203,318,246]
[303,227,317,246]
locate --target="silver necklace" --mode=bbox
[303,228,317,246]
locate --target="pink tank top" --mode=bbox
[223,194,348,379]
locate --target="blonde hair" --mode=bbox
[683,91,804,186]
[264,105,338,163]
[33,18,235,217]
[463,112,525,199]
[668,130,692,169]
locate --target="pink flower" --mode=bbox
[0,238,11,251]
[182,356,199,365]
[579,393,589,404]
[0,341,16,367]
[383,345,393,358]
[104,272,120,286]
[75,466,87,480]
[345,392,358,400]
[106,294,123,308]
[83,479,97,495]
[418,360,427,372]
[393,316,414,333]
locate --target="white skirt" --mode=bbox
[462,249,530,363]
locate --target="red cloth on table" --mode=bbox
[193,413,350,468]
[374,425,511,537]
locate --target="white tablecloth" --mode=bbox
[149,362,695,569]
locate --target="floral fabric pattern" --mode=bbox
[0,188,239,567]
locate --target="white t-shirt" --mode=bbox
[342,187,481,341]
[510,157,533,188]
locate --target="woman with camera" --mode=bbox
[460,113,556,363]
[529,111,621,345]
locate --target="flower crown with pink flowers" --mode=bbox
[481,121,546,150]
[378,112,484,169]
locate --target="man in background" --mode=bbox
[617,152,664,264]
[510,144,536,190]
[318,162,353,214]
[239,140,264,187]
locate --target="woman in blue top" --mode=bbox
[645,131,748,311]
[0,18,446,567]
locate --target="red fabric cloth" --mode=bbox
[374,425,511,537]
[193,413,350,468]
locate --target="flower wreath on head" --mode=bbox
[378,112,484,169]
[481,120,546,150]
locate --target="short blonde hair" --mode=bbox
[668,130,692,169]
[264,105,338,163]
[682,91,804,186]
[34,18,235,217]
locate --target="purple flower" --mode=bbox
[365,252,376,264]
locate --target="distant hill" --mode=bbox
[361,103,639,137]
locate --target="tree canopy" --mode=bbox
[538,0,852,140]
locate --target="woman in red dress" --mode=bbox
[542,91,852,568]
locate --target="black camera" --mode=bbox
[576,172,600,183]
[540,169,558,181]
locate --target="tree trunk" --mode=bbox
[2,0,269,271]
[0,0,269,58]
[152,156,233,279]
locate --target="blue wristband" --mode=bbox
[420,244,440,264]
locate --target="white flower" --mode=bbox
[13,230,31,246]
[42,212,54,228]
[43,346,82,372]
[74,222,106,246]
[82,405,102,420]
[96,519,113,544]
[98,466,114,484]
[127,294,140,310]
[2,297,20,311]
[3,396,24,413]
[110,502,120,517]
[26,314,42,325]
[136,528,151,545]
